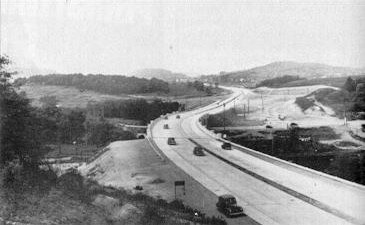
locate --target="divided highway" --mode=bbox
[148,86,365,225]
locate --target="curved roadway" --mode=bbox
[149,86,365,225]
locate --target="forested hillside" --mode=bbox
[256,75,304,88]
[23,74,170,95]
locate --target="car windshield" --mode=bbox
[227,197,237,204]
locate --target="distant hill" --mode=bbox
[229,61,364,79]
[201,61,365,86]
[131,68,190,83]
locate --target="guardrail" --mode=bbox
[195,118,365,190]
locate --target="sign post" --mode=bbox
[174,180,185,199]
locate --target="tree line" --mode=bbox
[343,76,365,112]
[256,75,304,88]
[21,74,170,94]
[16,74,217,97]
[99,98,180,124]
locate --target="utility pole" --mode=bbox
[344,98,348,126]
[261,92,264,112]
[247,98,250,114]
[243,104,246,119]
[223,103,226,135]
[271,132,274,155]
[233,99,236,113]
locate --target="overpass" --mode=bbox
[147,86,365,225]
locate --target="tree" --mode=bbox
[58,110,86,144]
[343,77,357,92]
[0,56,43,167]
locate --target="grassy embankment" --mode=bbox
[0,168,227,225]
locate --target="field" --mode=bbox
[18,83,131,108]
[18,83,228,109]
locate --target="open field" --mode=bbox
[18,83,229,109]
[18,83,131,108]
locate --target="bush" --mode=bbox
[295,97,314,111]
[140,205,165,225]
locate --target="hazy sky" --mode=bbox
[1,0,365,75]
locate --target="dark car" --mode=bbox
[167,137,176,145]
[163,124,169,129]
[176,115,181,119]
[193,146,206,156]
[221,142,232,150]
[164,116,168,120]
[216,194,245,217]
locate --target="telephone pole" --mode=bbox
[223,103,226,134]
[243,104,246,119]
[261,92,264,112]
[247,98,250,114]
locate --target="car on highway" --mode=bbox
[163,124,169,129]
[167,137,177,145]
[216,194,245,217]
[221,142,232,150]
[176,115,181,119]
[193,146,206,156]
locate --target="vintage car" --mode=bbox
[216,194,245,217]
[167,137,177,145]
[193,146,206,156]
[221,142,232,150]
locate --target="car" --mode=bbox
[163,124,169,129]
[193,146,206,156]
[216,194,245,217]
[164,116,168,120]
[221,142,232,150]
[362,124,365,132]
[167,137,176,145]
[176,115,181,119]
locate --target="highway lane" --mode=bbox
[149,86,365,225]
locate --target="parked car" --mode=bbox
[167,137,177,145]
[216,194,245,217]
[163,124,169,129]
[193,146,205,156]
[176,115,181,119]
[362,124,365,132]
[164,116,168,120]
[221,142,232,150]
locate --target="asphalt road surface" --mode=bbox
[149,86,365,225]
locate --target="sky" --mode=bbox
[1,0,365,76]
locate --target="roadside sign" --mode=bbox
[174,180,186,199]
[175,181,185,186]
